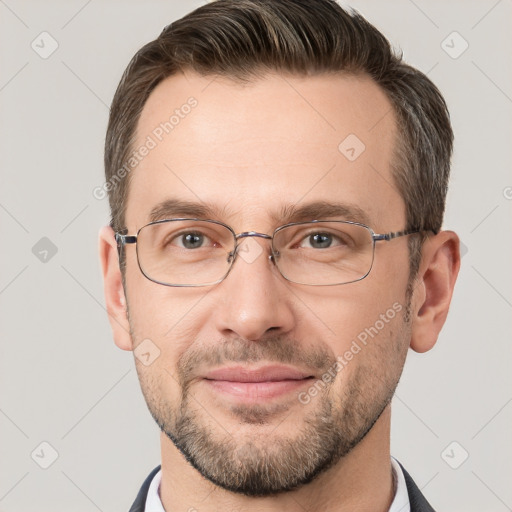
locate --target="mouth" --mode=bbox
[202,365,316,402]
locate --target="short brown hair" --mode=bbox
[105,0,453,279]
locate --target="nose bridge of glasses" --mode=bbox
[235,231,273,241]
[228,231,276,264]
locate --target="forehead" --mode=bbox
[127,70,404,232]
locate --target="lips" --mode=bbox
[203,365,315,383]
[202,365,317,402]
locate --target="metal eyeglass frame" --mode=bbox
[115,218,425,287]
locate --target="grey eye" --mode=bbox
[180,232,205,249]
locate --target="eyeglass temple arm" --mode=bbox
[115,233,137,244]
[373,228,426,242]
[115,233,137,256]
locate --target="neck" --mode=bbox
[159,405,395,512]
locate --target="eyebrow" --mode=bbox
[148,198,371,226]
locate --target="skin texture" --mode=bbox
[99,71,460,511]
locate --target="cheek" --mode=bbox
[325,303,408,398]
[125,251,207,345]
[328,301,403,361]
[135,355,183,418]
[292,273,410,404]
[125,268,213,406]
[292,266,408,354]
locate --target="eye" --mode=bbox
[178,232,206,249]
[299,231,348,249]
[305,232,333,249]
[167,231,216,250]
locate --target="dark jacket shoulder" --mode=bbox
[129,465,161,512]
[398,462,436,512]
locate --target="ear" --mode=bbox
[98,225,133,351]
[409,230,460,353]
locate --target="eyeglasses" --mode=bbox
[115,218,420,287]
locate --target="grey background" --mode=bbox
[1,0,511,510]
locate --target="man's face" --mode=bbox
[123,71,413,495]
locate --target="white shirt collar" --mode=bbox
[389,457,411,512]
[145,457,410,512]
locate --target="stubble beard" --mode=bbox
[129,298,412,497]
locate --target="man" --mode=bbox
[99,0,460,510]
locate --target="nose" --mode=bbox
[212,236,295,342]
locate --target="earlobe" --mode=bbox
[98,225,133,351]
[409,231,461,353]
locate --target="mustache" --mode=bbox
[177,335,337,384]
